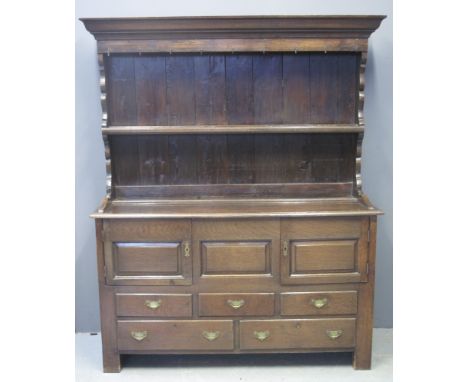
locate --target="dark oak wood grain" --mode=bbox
[84,15,384,372]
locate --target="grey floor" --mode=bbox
[76,329,392,381]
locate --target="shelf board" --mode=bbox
[102,124,363,135]
[90,197,382,219]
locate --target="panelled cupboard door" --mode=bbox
[103,219,192,285]
[280,217,369,284]
[193,219,280,284]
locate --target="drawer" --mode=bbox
[118,320,234,351]
[239,318,356,350]
[199,293,275,317]
[103,220,192,286]
[280,291,357,316]
[281,217,369,284]
[116,294,192,317]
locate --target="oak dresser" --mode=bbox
[81,16,385,372]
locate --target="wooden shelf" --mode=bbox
[102,124,363,135]
[91,197,382,219]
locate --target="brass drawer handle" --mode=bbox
[326,329,343,340]
[254,330,270,341]
[145,299,162,310]
[310,298,328,309]
[183,242,191,257]
[131,331,148,341]
[202,330,220,341]
[227,299,245,309]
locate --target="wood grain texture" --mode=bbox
[93,197,382,219]
[355,51,367,196]
[81,16,386,41]
[94,220,121,372]
[83,15,384,372]
[116,293,192,317]
[239,318,356,350]
[102,124,363,135]
[280,217,368,285]
[280,291,358,316]
[117,320,234,351]
[110,133,358,192]
[98,54,112,198]
[353,216,377,369]
[199,293,275,317]
[201,241,271,275]
[97,38,368,54]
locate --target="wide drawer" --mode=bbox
[117,320,234,351]
[239,318,356,350]
[199,293,275,317]
[280,291,357,316]
[116,294,192,317]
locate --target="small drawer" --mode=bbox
[239,318,356,350]
[280,291,357,316]
[116,294,192,317]
[199,293,275,317]
[117,320,234,351]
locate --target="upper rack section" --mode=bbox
[80,15,385,54]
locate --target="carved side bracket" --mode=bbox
[355,51,367,197]
[98,53,112,199]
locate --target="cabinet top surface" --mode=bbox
[81,15,386,40]
[91,197,382,219]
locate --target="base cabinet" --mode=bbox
[95,216,377,372]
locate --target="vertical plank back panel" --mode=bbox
[107,56,137,126]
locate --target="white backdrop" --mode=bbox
[75,0,393,331]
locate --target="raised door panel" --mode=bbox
[104,220,192,285]
[201,241,271,275]
[113,242,180,273]
[193,219,279,285]
[281,217,368,284]
[292,240,356,272]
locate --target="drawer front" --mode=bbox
[116,294,192,317]
[117,320,234,351]
[239,318,356,350]
[103,220,192,286]
[199,293,275,317]
[281,217,368,284]
[280,291,357,316]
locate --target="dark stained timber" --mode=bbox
[106,53,359,127]
[82,16,385,373]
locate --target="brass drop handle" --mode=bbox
[254,330,270,341]
[145,299,162,310]
[202,330,220,341]
[227,299,245,309]
[183,242,191,257]
[310,298,328,309]
[326,329,343,340]
[131,330,148,341]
